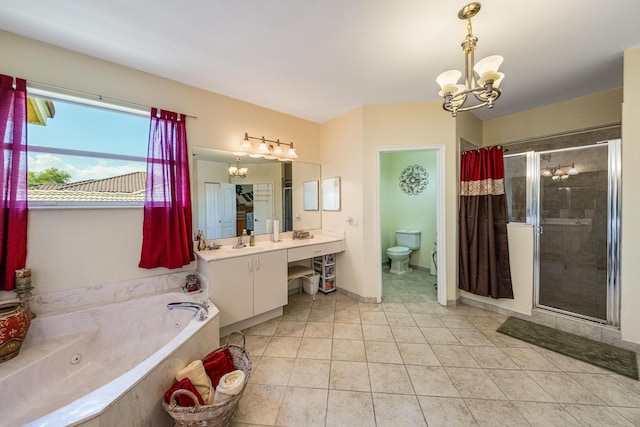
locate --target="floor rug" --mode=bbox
[497,316,638,380]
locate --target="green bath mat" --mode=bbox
[497,317,638,380]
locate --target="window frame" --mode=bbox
[26,87,149,209]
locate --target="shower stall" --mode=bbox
[505,136,621,326]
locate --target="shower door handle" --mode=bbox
[536,226,543,234]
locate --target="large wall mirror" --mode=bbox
[192,146,321,238]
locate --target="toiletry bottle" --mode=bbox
[242,229,248,246]
[198,230,206,251]
[249,230,255,246]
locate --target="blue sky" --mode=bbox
[27,99,149,182]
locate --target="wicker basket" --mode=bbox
[162,331,252,427]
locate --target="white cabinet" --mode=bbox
[201,250,287,327]
[253,250,288,315]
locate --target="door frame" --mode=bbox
[373,145,447,305]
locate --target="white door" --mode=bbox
[220,183,237,238]
[205,182,221,239]
[252,183,273,235]
[204,182,237,239]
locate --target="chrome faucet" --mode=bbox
[232,234,246,249]
[167,301,208,321]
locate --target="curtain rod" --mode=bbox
[26,80,198,119]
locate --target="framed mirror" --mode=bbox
[322,177,341,211]
[192,146,321,238]
[303,181,319,210]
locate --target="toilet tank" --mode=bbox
[396,229,421,250]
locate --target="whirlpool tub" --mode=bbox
[0,285,219,426]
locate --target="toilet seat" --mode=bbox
[387,246,410,256]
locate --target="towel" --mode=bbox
[203,348,235,388]
[214,370,246,403]
[176,359,214,405]
[163,378,204,407]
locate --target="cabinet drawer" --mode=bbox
[288,240,344,262]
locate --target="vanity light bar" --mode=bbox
[239,133,298,160]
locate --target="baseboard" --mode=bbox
[219,307,283,338]
[338,287,376,304]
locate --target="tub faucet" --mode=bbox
[167,301,208,321]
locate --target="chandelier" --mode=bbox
[228,156,248,179]
[237,133,298,161]
[436,2,504,117]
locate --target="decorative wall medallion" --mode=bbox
[399,165,429,195]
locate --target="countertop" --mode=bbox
[195,234,344,262]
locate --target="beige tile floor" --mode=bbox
[230,267,640,426]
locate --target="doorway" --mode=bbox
[534,140,621,325]
[374,146,446,305]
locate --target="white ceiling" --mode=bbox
[1,0,638,123]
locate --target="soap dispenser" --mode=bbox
[242,229,248,246]
[249,230,255,246]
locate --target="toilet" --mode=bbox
[386,229,421,274]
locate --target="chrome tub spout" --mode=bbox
[167,301,208,321]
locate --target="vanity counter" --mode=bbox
[196,232,345,332]
[195,234,344,262]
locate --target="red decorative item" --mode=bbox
[0,302,32,363]
[202,348,235,388]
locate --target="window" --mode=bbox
[26,90,149,207]
[504,153,528,223]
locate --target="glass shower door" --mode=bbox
[535,142,620,324]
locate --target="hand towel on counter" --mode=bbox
[176,359,214,405]
[203,348,235,388]
[214,370,246,403]
[163,378,205,407]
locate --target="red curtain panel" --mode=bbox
[0,75,28,291]
[459,146,514,299]
[139,108,194,269]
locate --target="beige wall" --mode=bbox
[621,46,640,343]
[0,30,320,295]
[320,107,366,297]
[484,89,623,145]
[362,103,457,300]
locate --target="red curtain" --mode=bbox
[139,108,194,269]
[0,75,28,291]
[459,146,513,299]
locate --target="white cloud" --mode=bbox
[28,153,145,181]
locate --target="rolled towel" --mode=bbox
[176,360,214,405]
[163,378,204,407]
[214,370,245,403]
[203,348,235,388]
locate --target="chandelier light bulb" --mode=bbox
[567,163,579,175]
[436,70,462,96]
[474,55,504,82]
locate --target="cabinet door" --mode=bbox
[253,250,288,316]
[210,255,254,327]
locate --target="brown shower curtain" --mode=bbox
[459,146,513,299]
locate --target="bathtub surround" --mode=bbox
[0,278,219,426]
